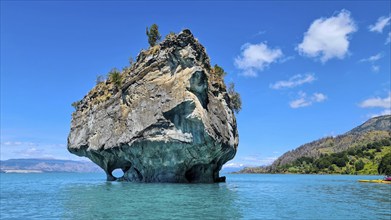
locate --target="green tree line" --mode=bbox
[273,138,391,175]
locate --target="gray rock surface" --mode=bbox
[67,30,238,183]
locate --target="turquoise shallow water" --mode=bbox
[0,173,390,219]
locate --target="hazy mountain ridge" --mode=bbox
[0,158,102,173]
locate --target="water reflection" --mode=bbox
[62,181,243,219]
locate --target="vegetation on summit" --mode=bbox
[146,24,161,47]
[108,68,122,89]
[71,25,242,115]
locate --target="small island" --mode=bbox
[67,27,241,183]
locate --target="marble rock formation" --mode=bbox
[67,30,238,183]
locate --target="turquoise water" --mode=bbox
[0,173,390,219]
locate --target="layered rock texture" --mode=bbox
[68,30,238,183]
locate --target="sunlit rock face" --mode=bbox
[67,30,238,183]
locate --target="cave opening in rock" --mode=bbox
[112,168,124,179]
[185,164,206,183]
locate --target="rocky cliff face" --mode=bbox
[67,30,238,183]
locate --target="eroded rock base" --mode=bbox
[70,141,235,183]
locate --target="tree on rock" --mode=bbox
[213,64,227,78]
[228,83,242,114]
[146,24,161,47]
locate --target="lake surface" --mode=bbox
[0,173,390,219]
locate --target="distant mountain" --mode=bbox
[220,166,244,174]
[237,115,391,174]
[271,115,390,169]
[347,115,391,135]
[0,158,102,173]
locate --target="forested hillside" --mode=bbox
[237,115,391,175]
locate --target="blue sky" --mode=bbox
[1,1,390,168]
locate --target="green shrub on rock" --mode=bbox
[228,83,242,114]
[165,32,176,41]
[146,24,161,47]
[108,68,122,88]
[71,101,80,110]
[213,64,227,78]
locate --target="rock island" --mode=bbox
[67,29,239,183]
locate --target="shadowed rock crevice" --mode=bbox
[188,70,208,108]
[163,101,196,133]
[68,29,238,183]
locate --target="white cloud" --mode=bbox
[279,56,295,63]
[225,154,278,168]
[258,157,278,165]
[1,141,37,147]
[270,73,316,89]
[290,97,311,108]
[0,140,77,161]
[297,10,357,63]
[15,147,54,158]
[22,147,42,155]
[369,15,391,33]
[383,109,391,115]
[371,65,380,72]
[359,53,383,73]
[223,162,244,168]
[235,42,283,77]
[254,30,266,36]
[241,155,277,166]
[360,53,383,62]
[386,32,391,45]
[362,95,390,118]
[359,93,391,108]
[290,91,327,108]
[313,93,327,102]
[1,141,66,149]
[369,109,391,118]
